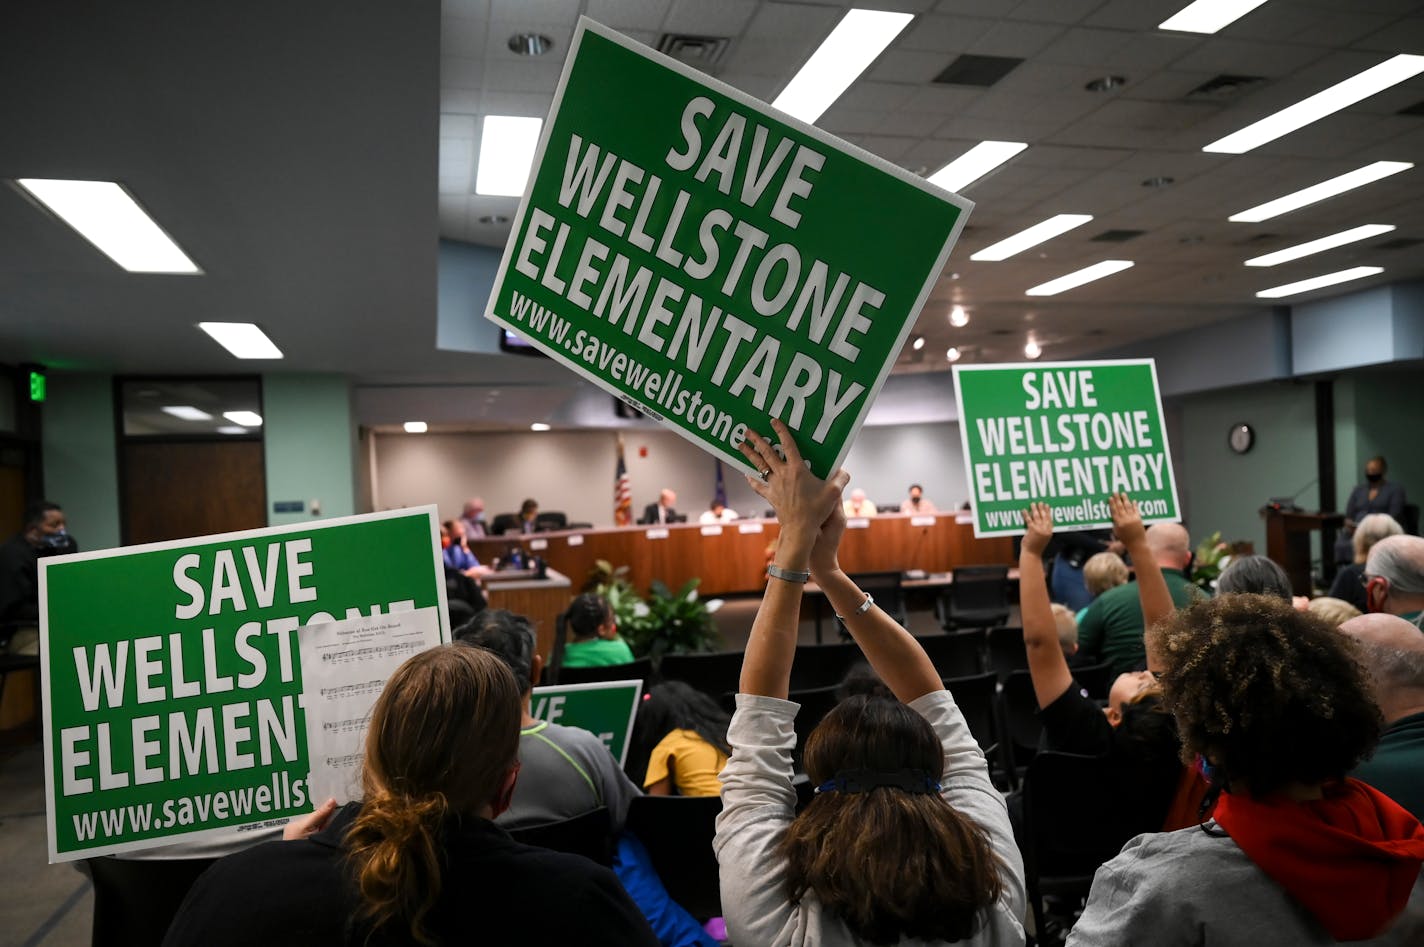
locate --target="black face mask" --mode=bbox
[1366,472,1383,484]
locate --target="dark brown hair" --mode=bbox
[1147,594,1382,798]
[343,644,522,944]
[778,696,1003,943]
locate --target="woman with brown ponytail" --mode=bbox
[165,644,656,946]
[715,420,1026,946]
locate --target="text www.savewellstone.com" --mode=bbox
[509,289,764,449]
[982,497,1172,530]
[72,773,306,844]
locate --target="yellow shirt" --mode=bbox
[643,728,728,797]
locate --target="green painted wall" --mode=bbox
[262,374,357,527]
[42,374,121,550]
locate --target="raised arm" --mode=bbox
[1110,494,1173,634]
[1019,503,1075,709]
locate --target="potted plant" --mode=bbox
[584,560,722,658]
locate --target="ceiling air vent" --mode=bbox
[1187,74,1266,100]
[1091,229,1145,242]
[934,54,1023,87]
[656,34,730,69]
[1396,99,1424,116]
[1374,236,1424,250]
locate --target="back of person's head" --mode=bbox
[779,695,1002,942]
[1366,535,1424,604]
[1308,596,1362,627]
[1215,555,1293,601]
[346,645,522,944]
[1144,523,1191,569]
[627,681,732,783]
[454,609,537,691]
[22,500,61,529]
[520,498,538,516]
[1083,551,1128,598]
[1338,613,1424,719]
[1050,603,1078,654]
[1147,594,1381,798]
[1113,693,1180,765]
[835,661,893,701]
[1355,513,1405,563]
[566,593,611,641]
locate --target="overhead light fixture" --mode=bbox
[1205,55,1424,154]
[216,426,248,435]
[476,116,544,197]
[771,9,914,123]
[1229,161,1412,222]
[1160,0,1271,34]
[927,141,1027,193]
[949,306,970,327]
[946,346,962,362]
[198,322,283,359]
[1256,266,1383,299]
[403,421,428,434]
[1024,338,1042,359]
[1026,260,1135,296]
[911,335,925,351]
[224,410,263,427]
[530,422,552,432]
[507,33,553,56]
[971,214,1094,262]
[15,179,201,273]
[161,406,212,421]
[1244,224,1396,267]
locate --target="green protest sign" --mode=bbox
[531,679,643,767]
[484,18,972,478]
[40,508,448,861]
[953,360,1180,537]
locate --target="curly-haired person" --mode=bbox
[1068,594,1424,947]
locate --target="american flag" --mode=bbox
[614,435,633,526]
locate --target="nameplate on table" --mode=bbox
[911,515,936,527]
[530,538,548,551]
[567,534,584,546]
[700,525,723,537]
[646,528,669,540]
[846,518,871,529]
[955,512,973,525]
[738,522,764,534]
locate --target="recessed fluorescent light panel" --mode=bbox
[197,322,284,359]
[217,426,248,435]
[1244,224,1395,267]
[927,141,1027,193]
[971,214,1094,261]
[1205,55,1424,154]
[161,406,212,421]
[771,9,914,123]
[15,179,201,273]
[1256,266,1383,298]
[223,410,263,427]
[1160,0,1271,34]
[403,421,428,434]
[1229,161,1412,222]
[530,422,551,432]
[1026,260,1135,296]
[476,116,544,197]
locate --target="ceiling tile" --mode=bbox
[969,20,1066,58]
[479,90,554,115]
[440,113,479,138]
[489,0,580,27]
[442,55,484,89]
[664,0,759,36]
[442,15,488,58]
[896,14,996,53]
[585,0,671,32]
[869,49,955,84]
[1353,16,1424,53]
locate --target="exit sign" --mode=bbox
[28,370,45,403]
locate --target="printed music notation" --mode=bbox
[318,679,385,699]
[319,641,422,664]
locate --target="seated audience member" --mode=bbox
[699,500,739,524]
[1077,522,1203,676]
[1335,456,1408,565]
[1332,513,1406,611]
[641,488,683,525]
[1366,535,1424,627]
[1216,554,1293,601]
[165,645,656,946]
[841,487,877,518]
[1341,613,1424,821]
[1069,595,1424,946]
[715,420,1025,945]
[561,593,635,668]
[1049,529,1120,613]
[442,519,491,579]
[627,681,731,797]
[1077,551,1129,623]
[0,500,78,626]
[518,498,539,533]
[899,483,937,514]
[835,661,894,701]
[1050,603,1080,658]
[456,609,640,832]
[460,496,487,538]
[1308,595,1362,627]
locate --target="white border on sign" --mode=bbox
[530,678,645,767]
[482,16,975,481]
[952,359,1181,538]
[40,505,449,862]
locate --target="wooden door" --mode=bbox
[121,440,267,544]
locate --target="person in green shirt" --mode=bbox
[561,593,636,668]
[1076,522,1204,676]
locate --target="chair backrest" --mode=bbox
[535,511,568,532]
[658,651,744,698]
[847,571,906,625]
[556,656,654,687]
[625,795,724,920]
[987,626,1029,680]
[490,513,520,535]
[951,566,1011,611]
[941,671,999,752]
[506,806,613,866]
[88,856,217,947]
[915,629,985,679]
[1072,661,1114,702]
[788,684,843,755]
[789,642,862,691]
[999,670,1043,770]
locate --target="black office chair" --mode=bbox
[506,806,613,866]
[939,565,1012,630]
[556,656,655,688]
[846,571,907,627]
[658,651,744,698]
[987,626,1030,681]
[788,642,862,692]
[625,795,724,921]
[535,511,568,532]
[1071,661,1114,702]
[490,513,520,535]
[941,671,1000,758]
[915,628,985,679]
[88,856,217,947]
[999,670,1043,776]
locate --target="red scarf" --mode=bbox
[1214,778,1424,940]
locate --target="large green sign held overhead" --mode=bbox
[954,360,1181,537]
[41,508,449,862]
[484,18,973,479]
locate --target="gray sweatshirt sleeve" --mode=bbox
[1068,836,1198,947]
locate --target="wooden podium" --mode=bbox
[1262,509,1344,596]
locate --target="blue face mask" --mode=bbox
[41,528,69,549]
